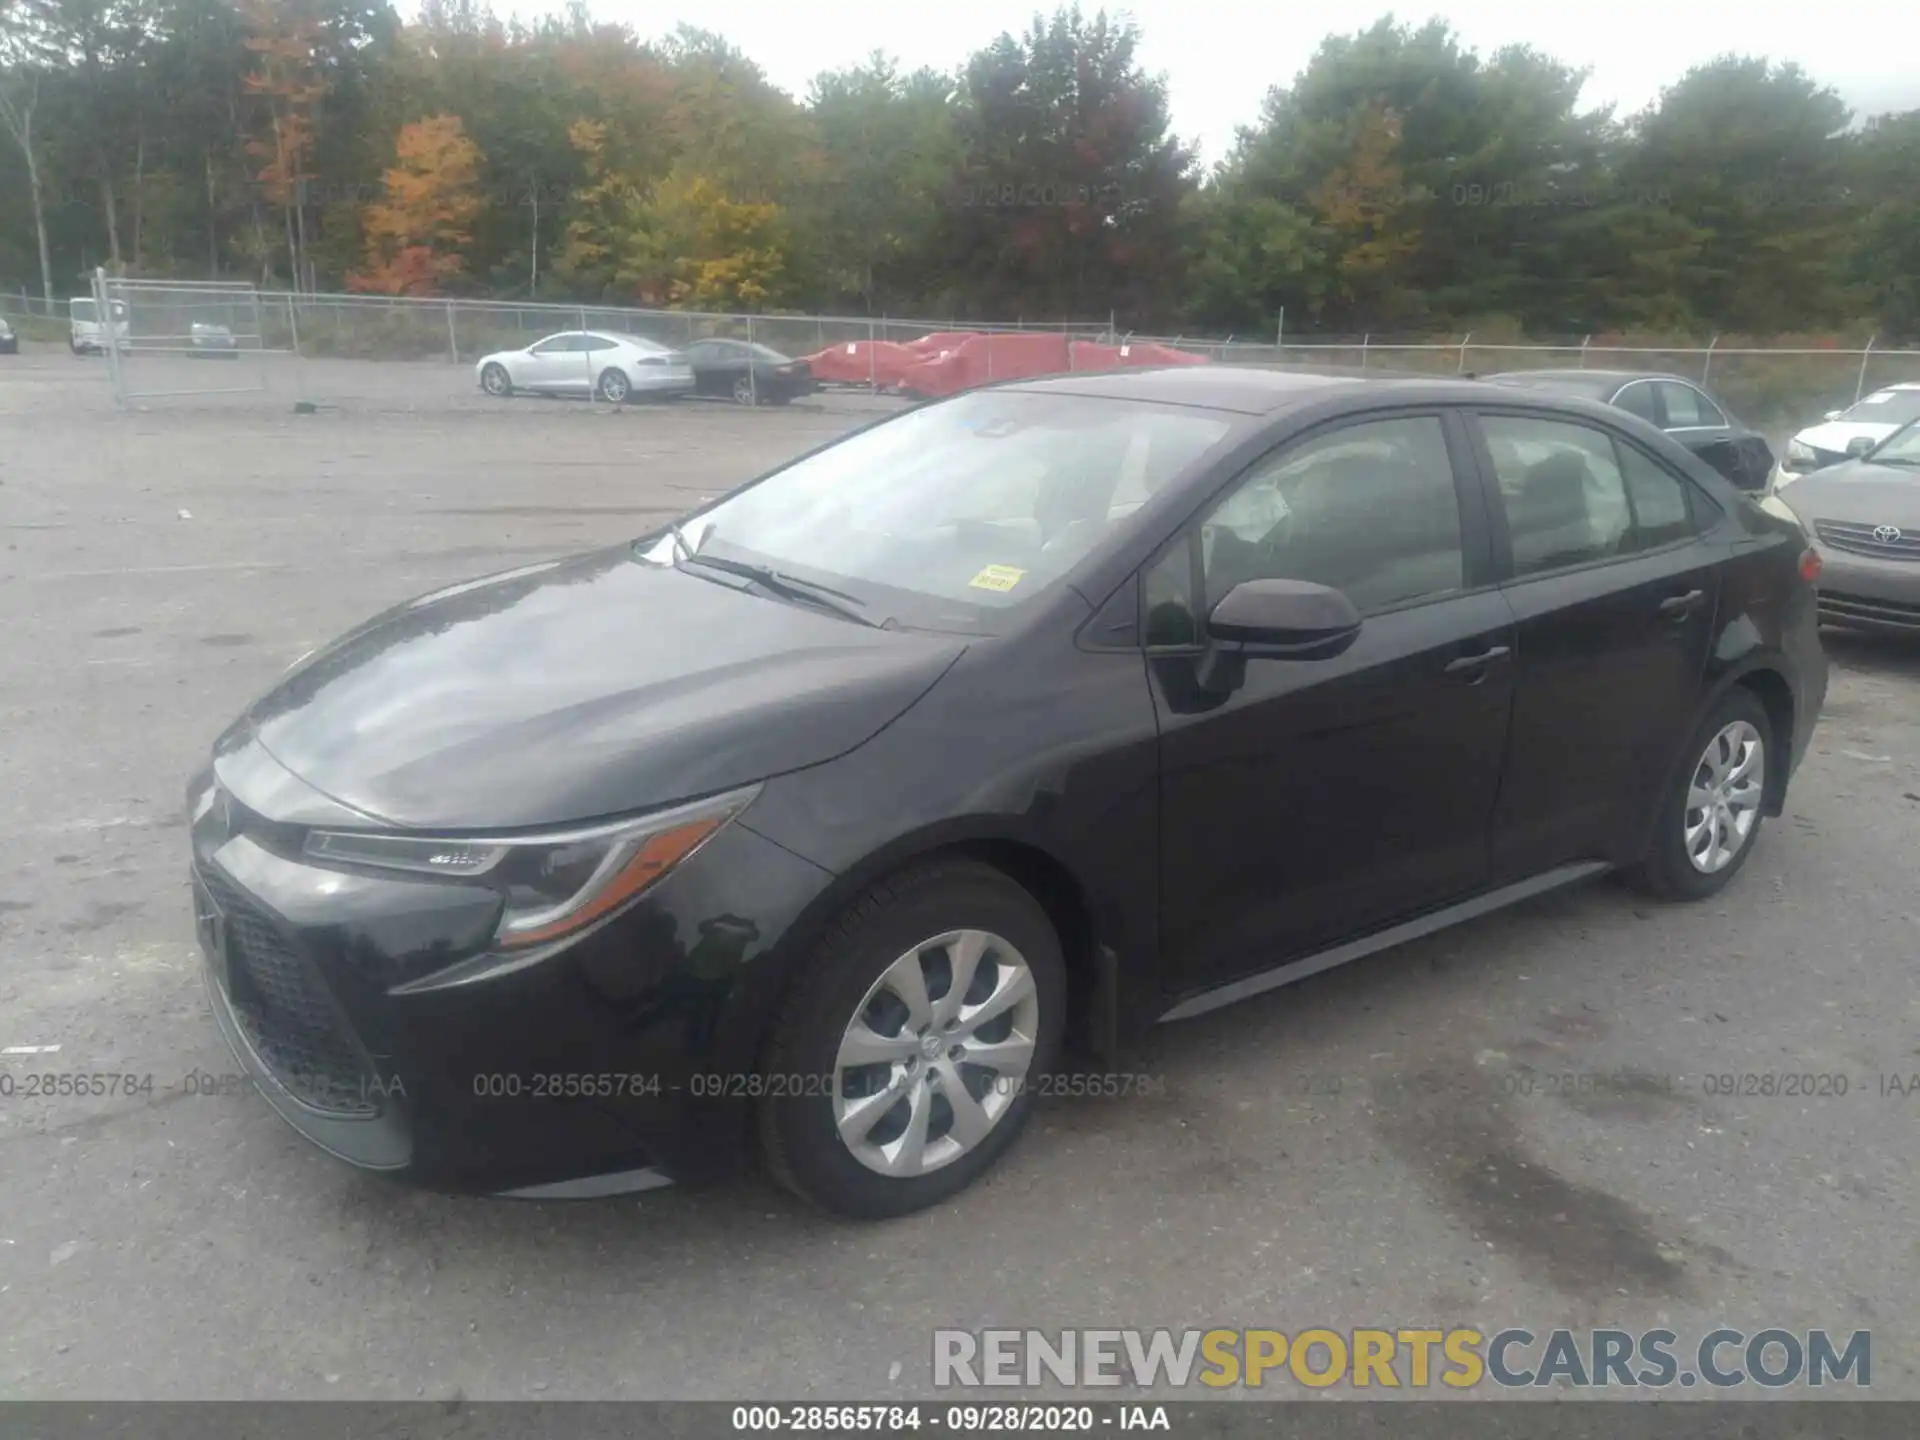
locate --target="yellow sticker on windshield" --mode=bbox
[969,564,1027,593]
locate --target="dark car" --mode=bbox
[687,338,815,405]
[1485,370,1776,493]
[1778,416,1920,634]
[188,321,240,358]
[188,367,1825,1217]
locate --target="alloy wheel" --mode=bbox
[732,375,758,405]
[1684,719,1765,874]
[481,364,510,396]
[832,929,1040,1178]
[599,369,630,403]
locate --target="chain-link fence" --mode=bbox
[91,272,272,405]
[6,284,1918,427]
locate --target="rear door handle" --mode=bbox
[1444,645,1511,678]
[1658,589,1706,618]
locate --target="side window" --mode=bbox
[1657,382,1724,429]
[1198,416,1466,615]
[1613,382,1659,423]
[532,334,580,355]
[1481,415,1633,577]
[1615,442,1694,548]
[581,334,616,352]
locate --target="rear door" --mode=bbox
[1467,409,1723,879]
[1151,410,1517,985]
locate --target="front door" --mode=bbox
[1151,412,1516,987]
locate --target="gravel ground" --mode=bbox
[2,350,1918,1402]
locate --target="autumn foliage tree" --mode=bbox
[349,113,484,294]
[240,0,330,290]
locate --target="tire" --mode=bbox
[1626,687,1772,900]
[758,859,1066,1219]
[480,363,513,397]
[596,367,631,403]
[731,375,759,406]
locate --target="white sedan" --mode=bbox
[1775,382,1920,488]
[475,330,695,403]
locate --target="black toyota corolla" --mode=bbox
[189,367,1826,1217]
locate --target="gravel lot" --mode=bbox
[2,350,1919,1401]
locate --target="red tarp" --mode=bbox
[798,330,1209,395]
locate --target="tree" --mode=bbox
[0,0,56,298]
[348,111,483,293]
[239,0,329,287]
[940,6,1199,324]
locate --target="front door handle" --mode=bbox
[1444,645,1511,680]
[1658,589,1706,619]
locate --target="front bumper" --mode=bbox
[188,771,835,1194]
[1810,544,1920,634]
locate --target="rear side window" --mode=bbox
[1481,415,1633,576]
[1616,443,1694,547]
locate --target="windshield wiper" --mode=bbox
[679,550,884,628]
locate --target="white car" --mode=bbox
[69,296,130,355]
[475,330,695,403]
[1776,382,1920,488]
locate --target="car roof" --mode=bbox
[1485,368,1700,388]
[1004,365,1627,417]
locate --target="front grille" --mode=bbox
[1818,589,1920,631]
[1814,520,1920,561]
[201,868,375,1116]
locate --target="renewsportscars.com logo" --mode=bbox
[932,1328,1871,1390]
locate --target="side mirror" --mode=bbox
[1194,579,1361,691]
[1845,436,1877,458]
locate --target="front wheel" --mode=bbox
[596,367,631,403]
[731,375,760,406]
[480,362,513,397]
[757,860,1065,1218]
[1627,688,1771,900]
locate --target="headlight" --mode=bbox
[1784,439,1816,469]
[302,786,758,949]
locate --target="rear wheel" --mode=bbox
[596,367,631,403]
[1627,688,1771,900]
[758,860,1065,1218]
[480,362,512,397]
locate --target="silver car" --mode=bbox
[475,330,695,403]
[1777,383,1920,480]
[1779,417,1920,635]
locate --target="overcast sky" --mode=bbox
[492,0,1919,168]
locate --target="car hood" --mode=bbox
[1792,419,1904,455]
[229,546,967,830]
[1780,462,1920,527]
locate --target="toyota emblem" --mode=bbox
[1873,524,1904,544]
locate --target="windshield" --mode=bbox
[70,299,96,321]
[638,389,1233,625]
[1840,390,1920,426]
[1866,419,1920,466]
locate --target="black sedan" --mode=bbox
[188,367,1825,1217]
[686,338,814,405]
[1485,369,1776,493]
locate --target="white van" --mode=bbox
[69,296,130,354]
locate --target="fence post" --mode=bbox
[1701,334,1719,385]
[868,318,876,390]
[1457,331,1472,374]
[747,313,758,406]
[1276,308,1284,363]
[1578,334,1590,368]
[1360,333,1370,370]
[1855,335,1877,404]
[446,300,458,363]
[286,294,301,356]
[95,268,127,410]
